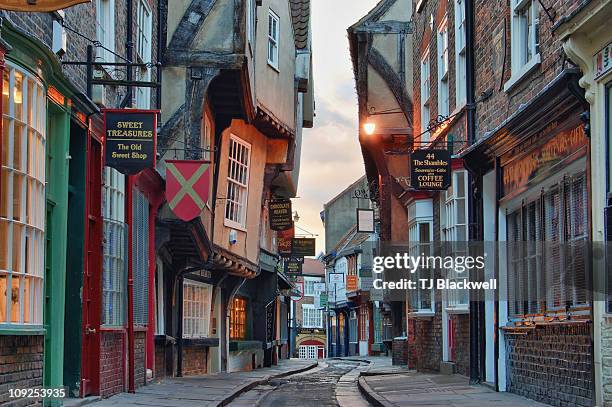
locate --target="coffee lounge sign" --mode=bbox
[104,109,158,175]
[410,149,451,190]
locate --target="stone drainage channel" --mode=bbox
[227,359,373,407]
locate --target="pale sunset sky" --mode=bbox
[294,0,380,255]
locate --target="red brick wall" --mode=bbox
[0,335,44,406]
[100,331,125,397]
[414,312,443,372]
[182,346,207,376]
[451,314,469,376]
[134,331,146,388]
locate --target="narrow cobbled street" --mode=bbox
[228,359,366,407]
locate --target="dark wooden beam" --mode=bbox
[163,50,245,68]
[353,20,413,34]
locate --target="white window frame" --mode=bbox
[247,0,257,50]
[441,170,469,312]
[408,199,435,316]
[95,0,116,64]
[155,259,165,335]
[135,0,152,109]
[348,310,358,343]
[420,52,431,142]
[182,279,212,339]
[0,63,46,327]
[304,276,321,297]
[454,0,467,107]
[505,0,540,92]
[267,9,280,70]
[224,135,251,229]
[301,303,322,328]
[437,17,450,118]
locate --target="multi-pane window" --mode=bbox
[408,200,434,313]
[441,171,469,309]
[454,0,467,106]
[0,63,46,326]
[304,277,320,297]
[373,306,383,344]
[135,0,152,108]
[358,305,369,341]
[102,168,126,326]
[437,19,449,117]
[230,296,247,340]
[95,0,115,63]
[420,53,431,141]
[225,136,250,228]
[182,279,212,338]
[511,0,539,74]
[267,10,280,69]
[247,0,256,47]
[301,304,322,328]
[348,310,357,342]
[507,173,589,319]
[132,189,149,326]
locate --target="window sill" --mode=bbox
[0,325,45,336]
[224,219,247,233]
[408,311,435,318]
[503,54,541,93]
[445,306,469,314]
[267,61,280,73]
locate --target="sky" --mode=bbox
[294,0,380,255]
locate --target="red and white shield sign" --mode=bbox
[165,160,211,222]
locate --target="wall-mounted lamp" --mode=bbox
[363,122,376,136]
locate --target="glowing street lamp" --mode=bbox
[363,122,376,135]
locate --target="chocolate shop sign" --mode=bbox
[104,109,158,175]
[410,149,451,190]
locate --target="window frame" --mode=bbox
[420,51,431,141]
[301,303,323,328]
[407,199,435,316]
[303,276,322,297]
[224,135,251,230]
[454,0,467,107]
[437,17,450,118]
[230,296,247,340]
[505,0,540,92]
[95,0,116,64]
[0,62,46,328]
[267,9,280,70]
[135,0,152,109]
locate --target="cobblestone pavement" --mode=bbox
[227,359,370,407]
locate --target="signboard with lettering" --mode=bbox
[346,275,358,292]
[410,149,451,190]
[357,209,375,233]
[291,281,304,301]
[0,0,90,12]
[291,238,316,257]
[370,288,384,302]
[269,199,293,231]
[104,109,158,174]
[595,41,612,80]
[329,273,344,285]
[501,123,587,198]
[277,225,294,257]
[313,282,327,293]
[266,300,276,343]
[319,293,328,308]
[284,258,303,276]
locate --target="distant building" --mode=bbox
[295,258,326,359]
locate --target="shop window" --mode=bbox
[230,296,247,340]
[408,200,434,314]
[225,136,250,228]
[267,10,280,70]
[0,63,46,326]
[302,304,322,328]
[437,18,450,117]
[102,168,126,326]
[441,170,469,310]
[182,279,212,338]
[507,173,589,319]
[420,52,431,140]
[358,305,369,341]
[348,310,357,343]
[454,0,467,107]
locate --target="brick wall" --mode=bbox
[392,337,409,366]
[451,314,469,376]
[414,311,443,372]
[182,346,208,376]
[505,323,593,407]
[0,335,44,407]
[134,331,146,388]
[100,331,125,398]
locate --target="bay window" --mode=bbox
[0,63,46,326]
[225,136,250,228]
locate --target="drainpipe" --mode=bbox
[464,0,480,384]
[146,201,160,378]
[126,176,135,393]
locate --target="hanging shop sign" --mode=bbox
[319,293,328,308]
[291,281,304,302]
[269,199,293,231]
[277,225,295,257]
[329,273,344,285]
[313,282,327,293]
[0,0,90,11]
[266,300,276,344]
[595,41,612,80]
[501,123,587,198]
[165,160,211,222]
[410,149,451,190]
[357,208,375,233]
[291,238,316,257]
[284,258,303,276]
[346,275,359,292]
[104,109,158,174]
